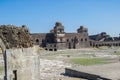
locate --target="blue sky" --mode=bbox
[0,0,120,36]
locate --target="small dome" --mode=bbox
[80,26,87,30]
[55,22,62,26]
[54,22,64,30]
[77,25,88,33]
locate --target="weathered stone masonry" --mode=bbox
[0,25,40,80]
[31,22,90,51]
[31,22,120,51]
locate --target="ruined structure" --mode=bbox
[0,25,33,49]
[0,25,40,80]
[89,32,120,48]
[32,22,90,51]
[31,22,120,51]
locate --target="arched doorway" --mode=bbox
[35,39,39,45]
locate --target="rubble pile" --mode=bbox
[0,25,33,49]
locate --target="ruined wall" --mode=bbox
[90,39,120,47]
[0,25,40,80]
[6,47,40,80]
[31,33,46,46]
[0,25,33,49]
[65,32,90,49]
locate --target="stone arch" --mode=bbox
[54,48,57,51]
[49,49,53,51]
[96,44,99,48]
[99,44,101,47]
[67,39,69,42]
[85,38,87,42]
[45,48,48,50]
[81,38,83,42]
[35,39,39,45]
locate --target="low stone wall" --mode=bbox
[65,68,111,80]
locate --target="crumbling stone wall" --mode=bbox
[0,25,40,80]
[6,47,40,80]
[0,25,33,49]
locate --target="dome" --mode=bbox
[54,22,64,30]
[55,22,62,26]
[80,26,87,30]
[77,25,88,33]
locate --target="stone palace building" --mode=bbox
[31,22,120,51]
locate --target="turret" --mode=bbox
[77,26,88,33]
[54,22,64,33]
[53,22,65,43]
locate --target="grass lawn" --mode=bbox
[70,58,109,66]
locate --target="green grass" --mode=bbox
[70,58,108,66]
[114,52,120,55]
[0,66,4,72]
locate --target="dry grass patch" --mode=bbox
[70,58,109,66]
[0,66,4,73]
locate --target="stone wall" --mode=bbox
[31,22,90,51]
[65,68,111,80]
[0,25,40,80]
[0,25,33,49]
[5,46,40,80]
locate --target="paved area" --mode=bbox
[73,62,120,80]
[40,59,85,80]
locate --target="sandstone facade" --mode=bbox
[31,22,120,51]
[32,22,90,51]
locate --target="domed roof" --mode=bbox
[79,26,87,30]
[54,22,64,30]
[55,22,62,26]
[77,25,88,33]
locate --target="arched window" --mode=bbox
[36,39,39,45]
[50,45,52,47]
[67,39,69,42]
[54,48,57,51]
[54,45,56,47]
[81,39,83,42]
[85,38,87,42]
[49,49,53,51]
